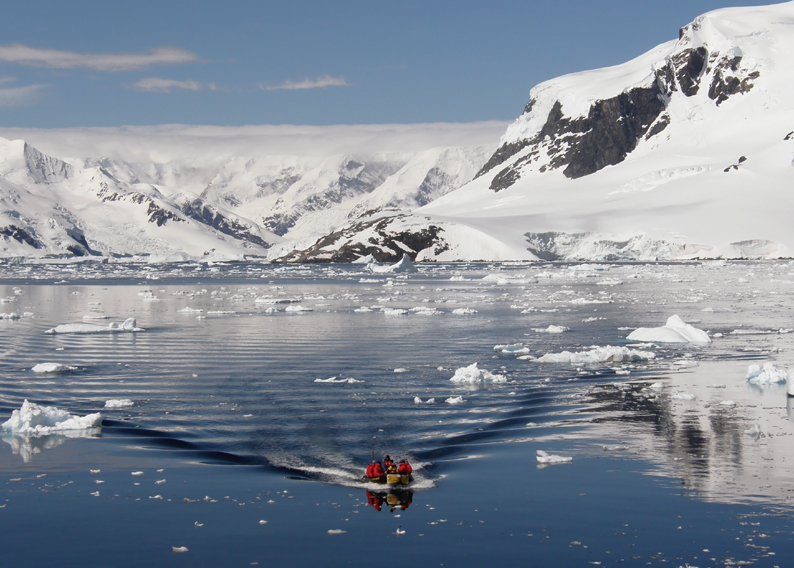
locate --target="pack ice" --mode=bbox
[2,400,102,435]
[536,345,655,364]
[627,315,710,343]
[746,363,788,385]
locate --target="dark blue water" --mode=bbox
[2,260,794,566]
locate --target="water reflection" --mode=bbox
[582,360,794,506]
[2,429,102,463]
[365,489,413,512]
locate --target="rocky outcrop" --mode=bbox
[0,225,40,248]
[479,30,760,192]
[275,214,448,263]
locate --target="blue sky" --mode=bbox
[0,0,780,128]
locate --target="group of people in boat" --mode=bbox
[363,455,413,484]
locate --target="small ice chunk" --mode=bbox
[327,529,347,535]
[451,308,477,315]
[449,363,506,384]
[414,397,423,404]
[285,305,312,313]
[394,368,408,373]
[445,395,465,404]
[104,399,134,408]
[314,377,363,384]
[719,400,737,407]
[627,315,710,343]
[172,546,188,553]
[671,393,696,401]
[426,398,435,404]
[2,400,102,435]
[31,363,77,373]
[536,450,572,464]
[259,520,268,525]
[45,318,143,334]
[494,344,530,356]
[131,471,144,476]
[746,363,788,384]
[531,325,570,334]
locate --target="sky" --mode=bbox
[0,0,782,128]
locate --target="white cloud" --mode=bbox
[0,79,46,107]
[131,78,208,93]
[0,44,198,72]
[261,74,349,91]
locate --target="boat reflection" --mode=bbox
[365,489,413,512]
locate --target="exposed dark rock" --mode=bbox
[645,114,671,140]
[147,202,182,227]
[672,47,709,96]
[475,140,532,180]
[64,227,100,256]
[784,131,793,141]
[0,225,40,248]
[708,56,759,105]
[276,215,447,263]
[181,199,270,248]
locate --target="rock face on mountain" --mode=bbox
[477,21,762,191]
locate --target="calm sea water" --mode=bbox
[2,259,794,566]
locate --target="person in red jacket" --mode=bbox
[367,461,384,478]
[383,455,395,471]
[397,459,412,475]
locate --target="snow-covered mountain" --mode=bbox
[287,1,794,262]
[0,124,503,258]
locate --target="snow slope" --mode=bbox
[0,124,503,258]
[417,1,794,260]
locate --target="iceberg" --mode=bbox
[31,363,77,373]
[537,346,655,364]
[2,400,102,435]
[626,315,710,343]
[746,363,788,384]
[449,362,507,384]
[45,317,143,334]
[536,450,572,464]
[368,254,417,274]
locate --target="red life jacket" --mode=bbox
[365,463,374,477]
[371,462,384,477]
[384,459,394,469]
[397,461,412,474]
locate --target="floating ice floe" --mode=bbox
[746,362,788,384]
[255,297,301,304]
[449,363,507,384]
[0,312,20,320]
[382,308,408,316]
[104,399,135,408]
[451,308,477,315]
[410,306,443,315]
[285,305,312,313]
[31,363,77,374]
[626,315,710,343]
[2,400,102,435]
[536,346,655,364]
[368,254,417,274]
[445,395,465,404]
[494,344,530,356]
[671,393,697,401]
[536,450,572,464]
[531,325,570,334]
[44,318,143,334]
[178,307,203,314]
[314,377,363,384]
[327,529,347,535]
